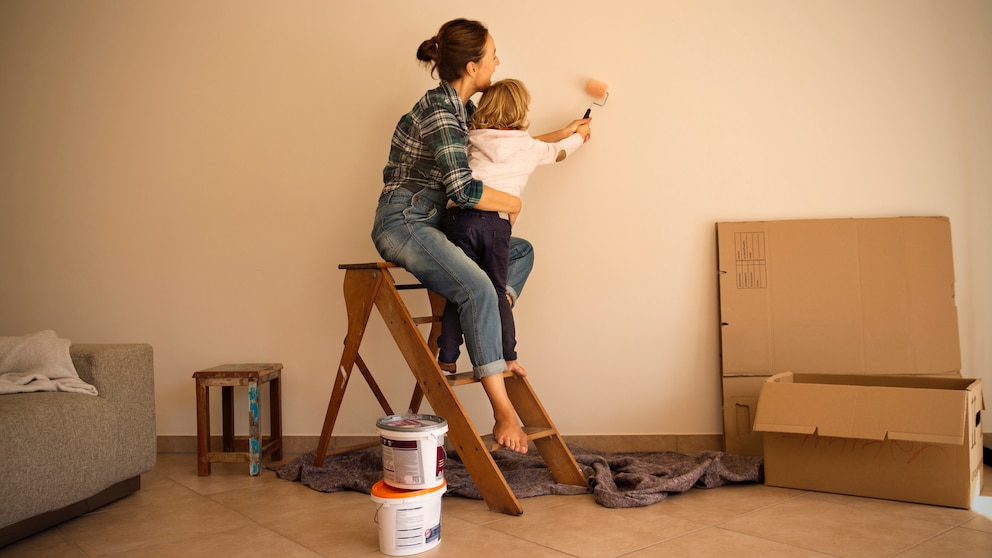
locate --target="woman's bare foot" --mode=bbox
[480,372,528,454]
[506,360,527,377]
[494,418,529,454]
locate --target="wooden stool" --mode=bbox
[193,363,283,476]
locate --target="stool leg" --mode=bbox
[195,381,211,476]
[314,268,383,466]
[248,379,261,476]
[270,375,283,461]
[222,386,234,452]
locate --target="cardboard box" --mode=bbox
[721,375,770,456]
[718,216,959,377]
[716,217,962,455]
[754,372,984,508]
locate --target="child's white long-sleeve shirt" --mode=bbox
[467,129,584,197]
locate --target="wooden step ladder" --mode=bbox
[313,262,587,515]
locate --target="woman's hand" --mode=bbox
[566,117,592,135]
[474,186,522,215]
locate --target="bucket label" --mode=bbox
[425,524,441,544]
[393,507,440,550]
[381,437,426,486]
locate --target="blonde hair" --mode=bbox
[472,78,530,130]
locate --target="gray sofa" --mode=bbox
[0,343,157,547]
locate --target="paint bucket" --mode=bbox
[371,480,446,556]
[376,414,448,490]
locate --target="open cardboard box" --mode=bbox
[754,372,984,509]
[717,216,963,456]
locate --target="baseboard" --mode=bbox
[157,434,726,455]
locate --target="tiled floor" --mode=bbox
[4,454,992,557]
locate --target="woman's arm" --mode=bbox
[473,185,522,215]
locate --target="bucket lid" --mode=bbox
[371,479,447,499]
[376,414,447,433]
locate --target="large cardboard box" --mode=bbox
[754,372,984,509]
[716,217,962,455]
[721,375,770,456]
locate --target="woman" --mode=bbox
[371,18,590,454]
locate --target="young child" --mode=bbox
[438,78,591,373]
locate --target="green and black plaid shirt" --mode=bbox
[381,82,483,207]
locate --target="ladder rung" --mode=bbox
[395,283,425,290]
[522,426,557,441]
[481,426,557,452]
[446,370,513,386]
[412,316,439,325]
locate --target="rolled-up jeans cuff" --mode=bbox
[506,286,518,307]
[474,359,507,380]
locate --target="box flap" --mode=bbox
[718,217,960,377]
[753,372,972,444]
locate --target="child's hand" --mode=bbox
[577,122,592,142]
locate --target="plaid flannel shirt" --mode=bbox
[381,82,483,207]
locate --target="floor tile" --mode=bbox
[624,526,837,557]
[894,525,992,557]
[720,493,953,558]
[57,494,257,556]
[485,494,707,558]
[0,528,86,558]
[426,524,575,557]
[639,482,807,525]
[4,453,991,558]
[104,524,324,558]
[804,490,978,526]
[153,453,285,496]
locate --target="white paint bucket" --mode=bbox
[371,480,446,556]
[376,414,448,490]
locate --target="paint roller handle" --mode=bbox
[583,79,609,119]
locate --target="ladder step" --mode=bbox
[412,315,439,325]
[481,426,558,452]
[522,425,557,441]
[395,283,425,290]
[446,370,513,387]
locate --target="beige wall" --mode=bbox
[2,0,989,437]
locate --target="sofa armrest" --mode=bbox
[70,344,154,403]
[70,343,157,457]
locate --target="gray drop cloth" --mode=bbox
[272,443,763,508]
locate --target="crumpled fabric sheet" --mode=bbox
[271,443,763,508]
[0,330,98,395]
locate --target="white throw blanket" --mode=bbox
[0,330,98,395]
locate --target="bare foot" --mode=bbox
[506,360,527,377]
[437,360,456,373]
[493,419,529,454]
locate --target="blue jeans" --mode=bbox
[371,187,533,378]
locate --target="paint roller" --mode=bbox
[583,79,610,118]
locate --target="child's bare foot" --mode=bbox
[493,419,529,454]
[438,360,457,373]
[506,360,527,377]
